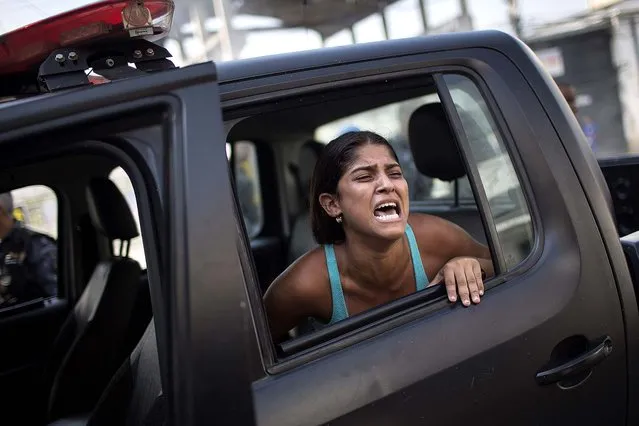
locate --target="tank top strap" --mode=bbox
[405,224,429,291]
[324,244,349,324]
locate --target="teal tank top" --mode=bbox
[323,223,429,325]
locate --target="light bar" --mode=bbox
[0,0,174,76]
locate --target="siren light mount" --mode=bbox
[38,38,175,92]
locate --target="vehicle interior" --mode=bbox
[225,75,491,297]
[2,68,633,426]
[0,152,153,426]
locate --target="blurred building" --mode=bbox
[163,0,474,64]
[527,0,639,156]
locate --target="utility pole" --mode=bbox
[379,2,390,40]
[212,0,236,61]
[419,0,428,34]
[349,25,357,44]
[459,0,469,17]
[458,0,473,30]
[506,0,523,39]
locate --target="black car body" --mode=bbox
[1,25,639,426]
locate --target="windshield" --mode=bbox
[0,1,101,36]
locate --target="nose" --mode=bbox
[375,174,395,193]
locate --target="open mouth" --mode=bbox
[373,201,401,222]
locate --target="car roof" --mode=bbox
[0,30,532,126]
[216,30,523,87]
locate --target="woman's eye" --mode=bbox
[356,175,372,181]
[390,171,402,177]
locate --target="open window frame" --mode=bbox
[233,66,543,373]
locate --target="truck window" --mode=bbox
[109,167,146,269]
[262,73,538,356]
[442,74,534,269]
[0,185,59,310]
[233,141,263,238]
[315,93,476,208]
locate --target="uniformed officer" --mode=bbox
[0,192,57,307]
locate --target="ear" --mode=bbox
[318,193,341,218]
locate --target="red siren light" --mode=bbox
[0,0,174,76]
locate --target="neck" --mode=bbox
[341,230,409,291]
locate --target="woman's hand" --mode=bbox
[430,257,484,306]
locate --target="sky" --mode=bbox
[238,0,591,59]
[0,0,592,62]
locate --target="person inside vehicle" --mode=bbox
[264,131,494,342]
[0,192,58,307]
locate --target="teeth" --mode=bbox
[375,213,399,221]
[376,202,397,209]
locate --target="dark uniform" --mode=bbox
[0,222,57,307]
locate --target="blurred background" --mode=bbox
[1,0,638,262]
[1,0,638,158]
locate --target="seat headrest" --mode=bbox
[408,103,465,181]
[86,178,139,242]
[297,140,325,193]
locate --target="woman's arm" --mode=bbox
[410,213,495,305]
[263,250,329,343]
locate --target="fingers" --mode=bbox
[452,266,470,306]
[465,266,480,305]
[472,261,484,296]
[437,258,485,307]
[443,268,457,303]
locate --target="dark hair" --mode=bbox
[310,130,399,245]
[554,78,575,95]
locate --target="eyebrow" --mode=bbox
[349,162,401,175]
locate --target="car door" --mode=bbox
[0,58,261,426]
[207,33,638,426]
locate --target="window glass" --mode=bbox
[109,167,146,269]
[314,93,475,205]
[234,141,263,237]
[443,74,534,269]
[10,186,58,239]
[0,185,58,307]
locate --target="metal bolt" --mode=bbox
[133,50,143,59]
[55,54,65,63]
[68,51,78,61]
[105,58,115,67]
[145,48,154,56]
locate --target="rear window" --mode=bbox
[314,93,475,205]
[0,185,59,309]
[10,185,58,239]
[109,167,146,269]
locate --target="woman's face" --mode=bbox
[322,144,409,242]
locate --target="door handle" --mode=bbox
[535,336,613,386]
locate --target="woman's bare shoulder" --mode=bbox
[263,247,332,340]
[408,213,470,249]
[408,212,458,235]
[266,246,329,302]
[407,212,489,258]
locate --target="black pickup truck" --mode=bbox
[1,3,639,426]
